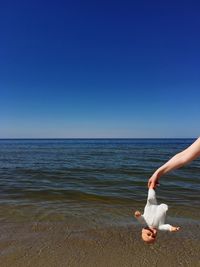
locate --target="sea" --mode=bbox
[0,138,199,226]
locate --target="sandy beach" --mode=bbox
[1,219,200,267]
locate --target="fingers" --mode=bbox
[148,179,160,189]
[148,180,156,189]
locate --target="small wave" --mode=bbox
[1,188,133,204]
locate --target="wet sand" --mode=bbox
[1,221,200,267]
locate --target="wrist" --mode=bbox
[153,170,161,180]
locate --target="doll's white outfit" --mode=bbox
[137,189,172,231]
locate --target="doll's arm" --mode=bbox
[134,211,146,225]
[147,188,157,205]
[159,224,180,231]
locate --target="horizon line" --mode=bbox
[0,137,196,140]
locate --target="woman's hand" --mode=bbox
[148,173,160,189]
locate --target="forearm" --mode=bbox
[154,137,200,179]
[155,152,189,178]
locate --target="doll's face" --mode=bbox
[141,227,157,243]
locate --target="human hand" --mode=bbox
[148,174,160,189]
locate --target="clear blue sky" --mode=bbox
[1,0,200,138]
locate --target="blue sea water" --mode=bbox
[0,139,199,223]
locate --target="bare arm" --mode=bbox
[148,137,200,188]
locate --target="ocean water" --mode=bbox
[0,138,199,225]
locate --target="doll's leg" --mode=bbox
[147,189,157,205]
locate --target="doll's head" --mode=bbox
[141,227,157,243]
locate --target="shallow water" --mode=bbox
[0,138,200,224]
